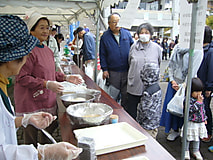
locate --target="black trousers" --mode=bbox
[162,51,167,60]
[204,95,212,135]
[126,93,141,120]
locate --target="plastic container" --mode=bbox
[110,114,119,124]
[77,137,97,160]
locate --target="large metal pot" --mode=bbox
[60,93,95,108]
[66,103,113,128]
[78,89,101,101]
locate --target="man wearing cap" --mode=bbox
[0,15,82,160]
[99,13,134,109]
[76,27,95,80]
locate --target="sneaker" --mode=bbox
[185,151,190,160]
[167,131,180,141]
[201,135,212,142]
[193,151,203,160]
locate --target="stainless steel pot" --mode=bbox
[60,93,95,108]
[66,103,113,128]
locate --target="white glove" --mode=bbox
[38,142,82,160]
[66,74,84,85]
[46,81,64,93]
[22,112,57,129]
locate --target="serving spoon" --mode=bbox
[41,129,57,144]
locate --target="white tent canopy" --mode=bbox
[0,0,122,82]
[0,0,121,25]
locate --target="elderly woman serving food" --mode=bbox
[14,12,84,147]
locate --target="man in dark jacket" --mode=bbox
[99,12,134,109]
[76,27,95,80]
[197,26,213,142]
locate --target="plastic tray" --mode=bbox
[74,122,148,155]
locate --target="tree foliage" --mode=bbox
[206,15,213,29]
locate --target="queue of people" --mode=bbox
[150,36,178,60]
[1,11,213,160]
[99,13,163,139]
[98,12,213,160]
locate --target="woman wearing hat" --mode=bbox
[14,12,83,147]
[0,15,82,160]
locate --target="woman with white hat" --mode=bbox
[0,15,82,160]
[14,12,83,147]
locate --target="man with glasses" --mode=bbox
[99,12,134,109]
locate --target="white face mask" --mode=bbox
[139,34,150,42]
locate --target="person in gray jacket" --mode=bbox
[160,44,203,141]
[126,23,162,120]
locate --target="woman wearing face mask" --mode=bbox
[126,23,162,123]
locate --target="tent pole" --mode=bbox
[94,2,100,83]
[76,34,80,68]
[181,1,198,160]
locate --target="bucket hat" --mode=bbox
[25,11,46,32]
[0,15,39,62]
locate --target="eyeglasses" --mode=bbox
[110,21,119,25]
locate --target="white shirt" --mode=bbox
[43,36,60,68]
[0,96,38,160]
[72,38,83,55]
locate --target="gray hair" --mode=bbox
[108,12,121,22]
[136,23,154,36]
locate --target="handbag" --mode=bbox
[166,83,186,117]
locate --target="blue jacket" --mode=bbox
[198,42,213,91]
[99,28,134,72]
[82,32,96,61]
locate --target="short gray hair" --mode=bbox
[136,23,154,36]
[108,12,121,23]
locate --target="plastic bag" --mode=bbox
[85,62,94,80]
[96,71,119,100]
[167,83,186,117]
[97,70,105,89]
[106,84,120,100]
[103,79,119,100]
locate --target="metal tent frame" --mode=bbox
[0,0,122,82]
